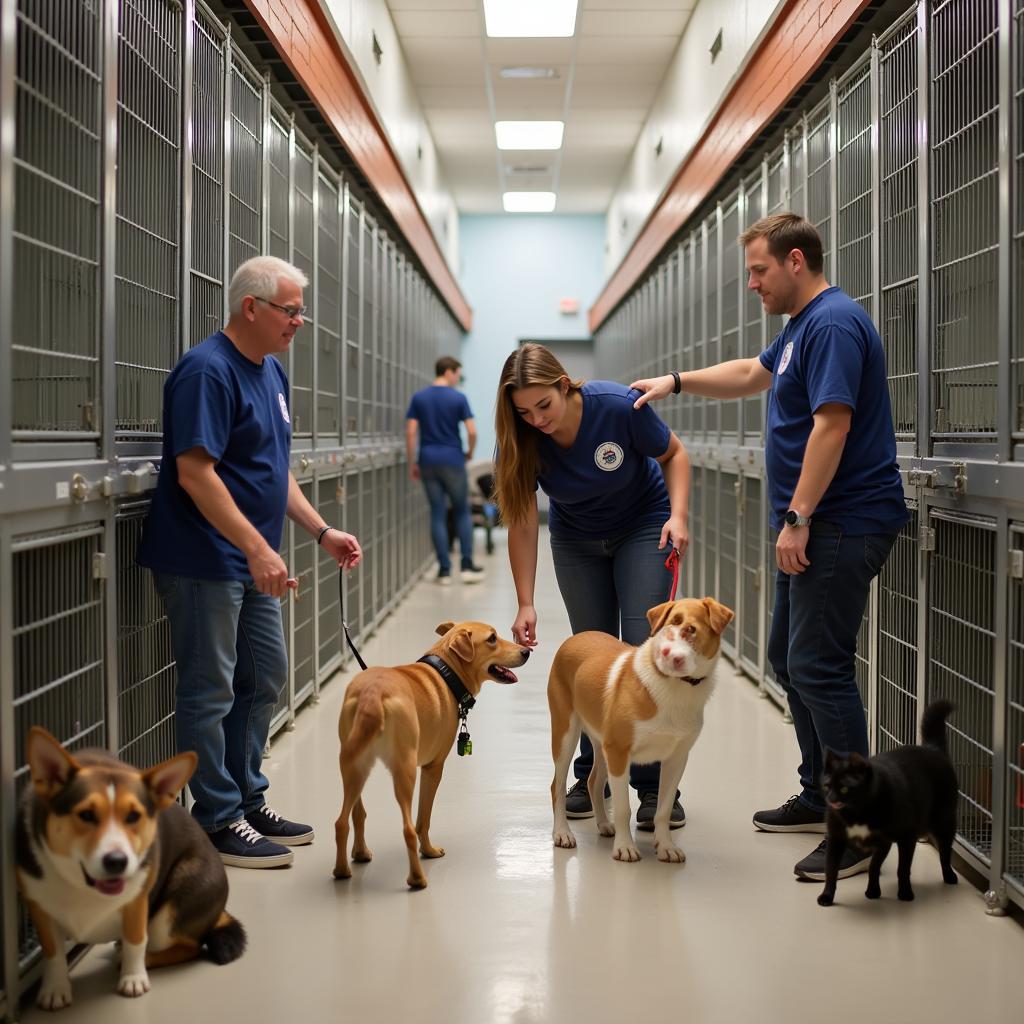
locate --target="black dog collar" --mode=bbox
[417,655,476,717]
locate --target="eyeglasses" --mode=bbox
[254,297,307,320]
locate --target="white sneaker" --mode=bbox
[460,565,486,584]
[436,570,452,586]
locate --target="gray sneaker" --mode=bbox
[794,838,871,881]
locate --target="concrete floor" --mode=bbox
[21,529,1024,1024]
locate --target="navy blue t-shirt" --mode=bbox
[136,332,292,580]
[406,386,473,468]
[538,381,672,538]
[758,287,908,534]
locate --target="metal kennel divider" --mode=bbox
[0,0,457,1015]
[594,0,1024,914]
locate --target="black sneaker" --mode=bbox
[460,563,486,584]
[209,819,294,868]
[245,805,315,846]
[794,838,871,881]
[635,791,686,831]
[752,794,826,833]
[564,778,611,819]
[436,568,452,587]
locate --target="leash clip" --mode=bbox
[457,717,472,757]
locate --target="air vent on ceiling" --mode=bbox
[499,66,560,79]
[507,164,549,175]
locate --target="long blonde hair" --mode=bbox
[494,343,584,526]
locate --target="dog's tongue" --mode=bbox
[94,878,126,896]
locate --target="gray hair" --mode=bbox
[228,256,308,315]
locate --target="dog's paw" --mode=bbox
[597,821,615,838]
[553,828,577,849]
[407,872,428,890]
[612,842,641,863]
[897,887,915,902]
[655,841,685,863]
[333,864,352,879]
[352,845,373,864]
[420,844,445,859]
[117,971,151,998]
[864,882,881,899]
[38,970,72,1010]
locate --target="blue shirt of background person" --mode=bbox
[758,287,909,535]
[405,385,474,468]
[537,380,671,539]
[137,331,291,579]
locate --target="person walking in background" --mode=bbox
[630,214,908,882]
[493,343,691,831]
[137,256,362,869]
[406,356,486,585]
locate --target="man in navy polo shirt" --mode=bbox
[406,356,486,584]
[138,256,362,869]
[630,214,908,883]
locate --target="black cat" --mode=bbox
[817,699,959,907]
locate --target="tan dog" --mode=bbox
[548,597,733,864]
[334,621,530,889]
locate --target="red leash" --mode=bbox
[664,547,680,601]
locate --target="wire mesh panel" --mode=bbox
[228,53,263,276]
[382,240,398,436]
[789,125,807,217]
[11,0,102,441]
[876,505,919,753]
[928,509,996,863]
[115,0,182,437]
[878,11,920,442]
[678,241,693,441]
[290,138,315,438]
[344,194,362,439]
[704,215,720,437]
[1008,524,1024,893]
[765,143,789,343]
[374,234,387,438]
[362,215,377,443]
[1014,0,1024,439]
[854,602,871,715]
[739,476,762,675]
[691,232,705,441]
[116,507,176,767]
[930,0,999,440]
[317,168,341,440]
[741,171,765,443]
[702,467,719,598]
[720,196,741,437]
[292,479,316,705]
[806,99,833,277]
[718,472,738,654]
[343,470,364,640]
[189,9,224,348]
[836,63,873,315]
[267,112,290,260]
[317,475,343,681]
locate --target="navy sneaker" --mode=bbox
[244,805,315,846]
[753,794,827,833]
[565,778,611,819]
[635,791,686,831]
[793,839,871,881]
[209,819,293,868]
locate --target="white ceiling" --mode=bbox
[386,1,698,213]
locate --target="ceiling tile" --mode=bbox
[387,0,477,9]
[575,35,679,64]
[579,10,692,36]
[391,11,479,36]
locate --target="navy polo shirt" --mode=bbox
[537,381,672,538]
[406,386,473,468]
[137,332,292,579]
[758,287,908,535]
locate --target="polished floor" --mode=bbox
[23,529,1024,1023]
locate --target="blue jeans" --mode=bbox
[767,523,897,813]
[550,520,676,792]
[420,463,473,572]
[153,573,288,832]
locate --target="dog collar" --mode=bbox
[681,674,706,686]
[417,655,476,717]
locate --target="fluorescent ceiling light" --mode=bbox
[503,192,557,213]
[484,0,578,38]
[495,120,564,150]
[499,66,560,80]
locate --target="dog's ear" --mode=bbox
[143,752,197,810]
[435,621,456,637]
[27,727,79,798]
[701,598,734,635]
[447,628,475,663]
[646,601,675,636]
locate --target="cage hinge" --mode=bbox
[92,552,108,581]
[1010,551,1024,580]
[919,526,935,553]
[907,468,936,488]
[934,407,948,433]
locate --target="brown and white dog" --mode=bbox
[16,728,245,1010]
[548,597,734,863]
[334,621,530,889]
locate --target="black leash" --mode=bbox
[417,654,476,756]
[339,568,368,671]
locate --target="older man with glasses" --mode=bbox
[138,256,362,869]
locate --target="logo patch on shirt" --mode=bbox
[594,442,624,472]
[277,392,291,424]
[777,340,794,376]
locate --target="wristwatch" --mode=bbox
[785,510,812,528]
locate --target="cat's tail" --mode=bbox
[921,699,955,753]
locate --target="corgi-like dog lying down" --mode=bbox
[16,728,246,1010]
[548,598,733,864]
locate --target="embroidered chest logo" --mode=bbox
[277,392,291,424]
[594,442,624,471]
[777,340,794,376]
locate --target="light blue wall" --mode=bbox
[454,214,607,462]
